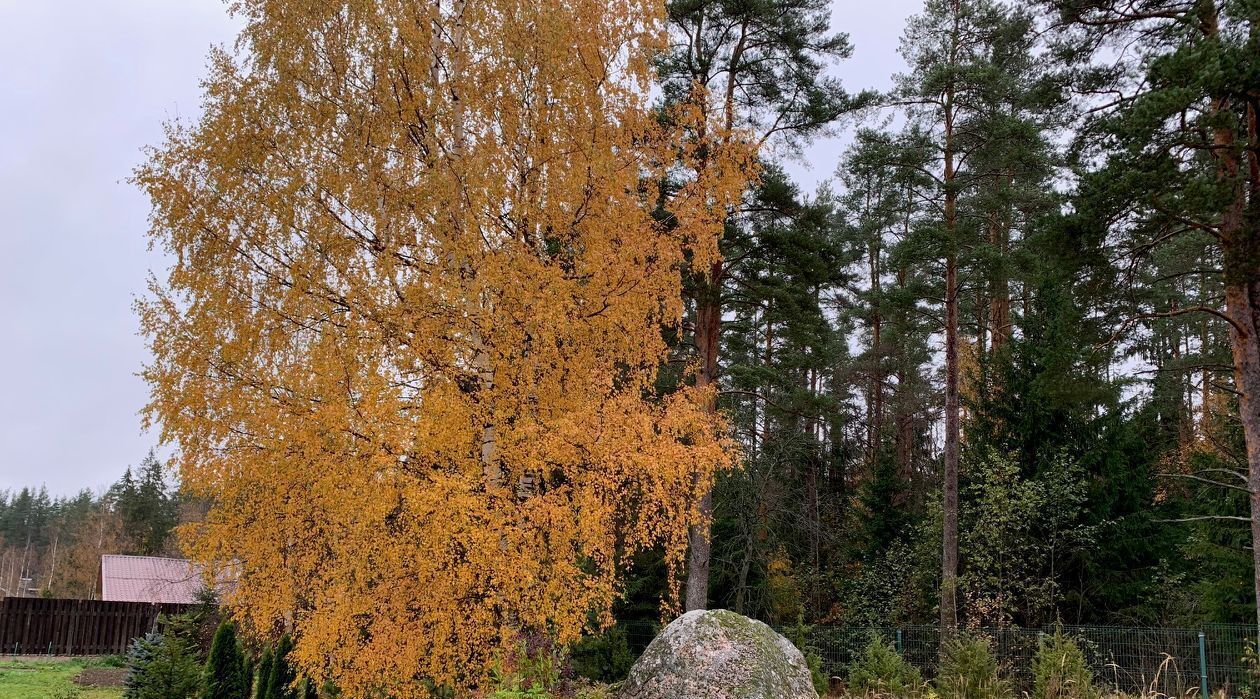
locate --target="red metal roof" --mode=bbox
[99,555,206,604]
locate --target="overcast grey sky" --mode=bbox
[0,0,920,496]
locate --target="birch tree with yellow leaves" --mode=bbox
[134,0,752,695]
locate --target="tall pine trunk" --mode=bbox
[989,210,1010,353]
[870,241,885,467]
[942,253,960,633]
[1219,109,1260,636]
[895,218,915,482]
[940,72,960,634]
[686,262,723,612]
[1225,277,1260,634]
[1204,0,1260,638]
[685,19,741,612]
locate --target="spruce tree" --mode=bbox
[112,451,179,555]
[123,631,202,699]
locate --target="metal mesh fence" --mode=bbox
[802,626,1253,696]
[622,623,1256,697]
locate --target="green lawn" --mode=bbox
[0,658,125,699]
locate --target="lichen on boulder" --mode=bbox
[618,609,819,699]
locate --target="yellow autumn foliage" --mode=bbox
[134,0,754,695]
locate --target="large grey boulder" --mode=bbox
[618,609,818,699]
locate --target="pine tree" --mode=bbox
[895,0,1059,633]
[1038,0,1260,631]
[657,0,871,611]
[836,128,939,491]
[711,166,853,615]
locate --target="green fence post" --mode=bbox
[896,629,903,654]
[1198,630,1209,699]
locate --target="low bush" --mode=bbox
[848,636,924,698]
[571,679,615,699]
[490,686,551,699]
[1032,630,1097,699]
[1242,640,1260,699]
[490,635,565,699]
[570,626,635,683]
[935,635,1012,699]
[785,620,830,696]
[98,654,127,668]
[806,651,829,696]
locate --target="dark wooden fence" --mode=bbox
[0,597,192,655]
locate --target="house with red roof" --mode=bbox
[98,555,208,604]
